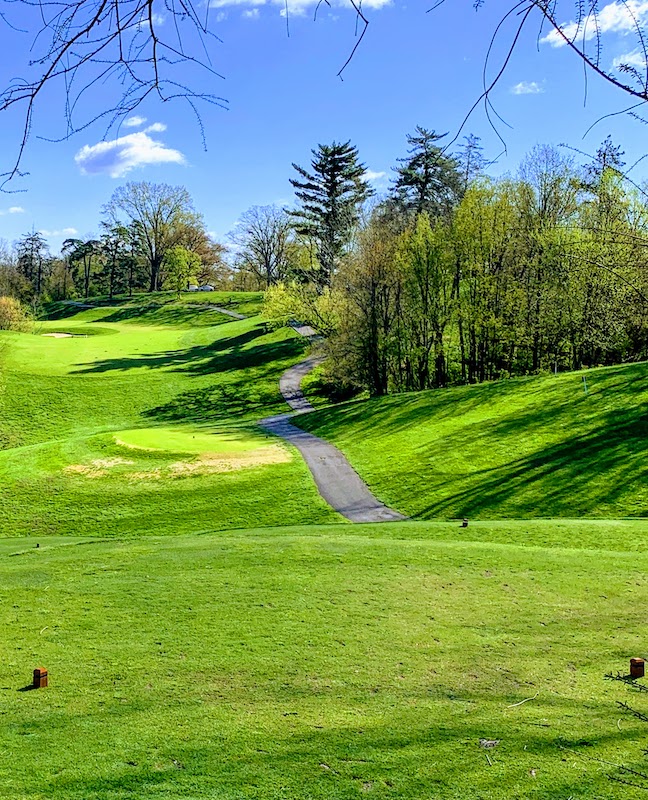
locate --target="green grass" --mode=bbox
[0,294,339,535]
[298,362,648,519]
[1,521,647,799]
[3,300,648,799]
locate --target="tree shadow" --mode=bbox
[71,326,301,377]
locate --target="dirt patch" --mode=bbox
[64,457,134,478]
[127,446,291,481]
[170,446,291,476]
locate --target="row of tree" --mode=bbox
[0,183,228,303]
[264,132,648,394]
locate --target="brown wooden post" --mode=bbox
[33,668,48,688]
[630,658,645,679]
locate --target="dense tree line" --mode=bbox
[263,132,648,395]
[0,182,228,305]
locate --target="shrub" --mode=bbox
[0,297,32,332]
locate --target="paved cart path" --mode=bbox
[261,351,406,523]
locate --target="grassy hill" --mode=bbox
[0,293,339,536]
[2,520,647,800]
[298,362,648,519]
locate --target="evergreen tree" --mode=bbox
[582,135,626,191]
[391,127,463,218]
[289,141,373,289]
[16,230,50,298]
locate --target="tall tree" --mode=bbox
[290,141,373,289]
[391,127,463,219]
[104,182,200,292]
[16,231,50,298]
[229,205,293,288]
[62,238,101,298]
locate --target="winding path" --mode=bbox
[261,348,406,524]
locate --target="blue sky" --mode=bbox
[0,0,646,252]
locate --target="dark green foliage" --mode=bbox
[290,141,373,288]
[16,230,50,297]
[390,126,463,218]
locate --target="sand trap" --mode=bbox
[42,332,74,338]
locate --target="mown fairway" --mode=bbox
[1,521,647,800]
[299,362,648,519]
[0,293,338,535]
[1,294,647,799]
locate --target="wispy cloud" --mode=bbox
[210,0,389,16]
[542,0,648,47]
[612,49,647,68]
[242,8,259,17]
[511,81,545,95]
[0,206,25,215]
[364,169,387,183]
[75,123,185,178]
[123,115,147,128]
[39,227,78,237]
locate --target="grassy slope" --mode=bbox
[1,521,647,800]
[298,362,648,519]
[0,294,339,535]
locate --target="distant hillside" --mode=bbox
[298,362,648,519]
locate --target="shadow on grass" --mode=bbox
[415,402,648,518]
[72,327,306,378]
[98,303,230,328]
[40,709,640,799]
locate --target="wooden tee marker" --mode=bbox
[33,668,48,688]
[630,658,645,679]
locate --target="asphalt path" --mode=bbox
[261,353,406,524]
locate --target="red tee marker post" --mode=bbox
[33,668,48,688]
[630,658,645,679]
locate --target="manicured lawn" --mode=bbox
[0,295,339,535]
[1,521,647,799]
[298,362,648,519]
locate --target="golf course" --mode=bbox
[1,292,647,799]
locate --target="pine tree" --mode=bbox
[391,127,462,218]
[289,141,373,289]
[16,230,50,297]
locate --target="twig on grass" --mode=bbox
[507,692,539,708]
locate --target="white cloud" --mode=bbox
[75,126,185,178]
[0,206,25,215]
[364,169,387,182]
[511,80,545,95]
[612,49,647,68]
[124,115,147,128]
[243,8,259,17]
[211,0,389,15]
[542,0,648,47]
[39,227,78,237]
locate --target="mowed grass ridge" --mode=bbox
[299,361,648,519]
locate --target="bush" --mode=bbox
[0,297,32,332]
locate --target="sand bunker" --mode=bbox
[42,332,74,338]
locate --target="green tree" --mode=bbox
[105,182,202,292]
[290,141,373,290]
[16,231,50,298]
[165,246,201,296]
[391,127,463,219]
